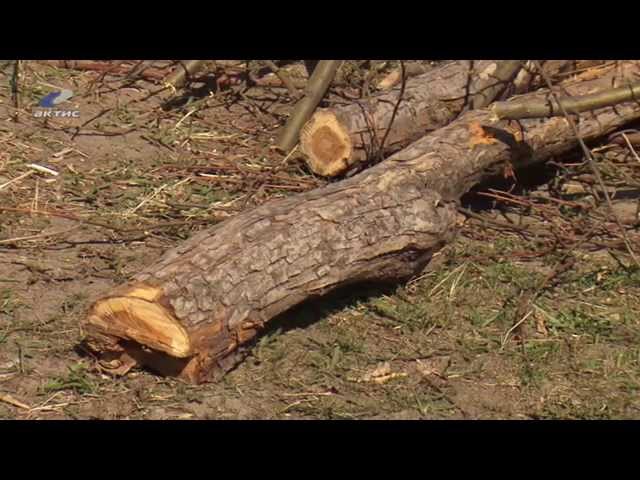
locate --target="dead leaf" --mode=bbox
[469,121,498,148]
[415,359,440,377]
[355,362,408,384]
[535,313,548,336]
[415,358,450,380]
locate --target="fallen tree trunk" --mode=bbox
[300,60,609,177]
[299,60,497,177]
[82,61,640,384]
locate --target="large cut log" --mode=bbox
[299,60,497,177]
[82,61,640,384]
[300,60,608,177]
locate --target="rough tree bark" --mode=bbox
[82,61,640,384]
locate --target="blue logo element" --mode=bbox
[39,89,73,108]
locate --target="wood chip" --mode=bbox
[468,121,498,148]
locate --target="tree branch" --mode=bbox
[492,80,640,119]
[276,60,341,154]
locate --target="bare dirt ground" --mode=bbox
[1,60,639,419]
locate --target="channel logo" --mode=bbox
[34,88,80,118]
[39,89,74,108]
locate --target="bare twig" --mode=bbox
[263,60,300,98]
[501,310,534,349]
[609,131,640,162]
[0,171,34,192]
[276,60,341,154]
[620,133,640,163]
[377,60,406,161]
